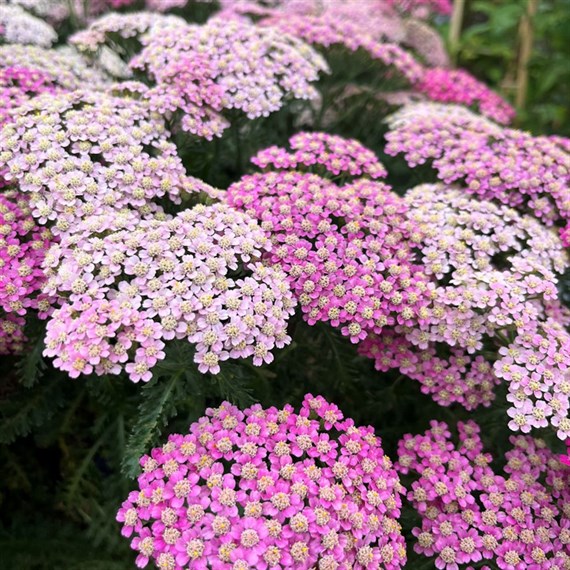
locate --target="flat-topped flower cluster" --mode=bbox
[43,204,295,380]
[397,420,570,569]
[117,394,407,570]
[226,132,432,344]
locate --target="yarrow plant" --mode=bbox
[361,184,570,435]
[0,3,57,47]
[69,11,187,75]
[226,132,433,344]
[397,420,570,569]
[130,17,328,139]
[0,66,57,126]
[415,69,515,124]
[0,89,189,234]
[0,44,108,90]
[42,203,295,380]
[117,394,406,569]
[0,190,55,354]
[385,103,570,228]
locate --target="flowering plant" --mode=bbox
[0,1,568,569]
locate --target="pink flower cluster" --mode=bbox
[130,17,328,139]
[361,184,570,435]
[359,330,500,410]
[70,12,186,62]
[386,103,570,229]
[260,13,424,84]
[117,394,406,569]
[417,68,514,124]
[402,19,449,68]
[0,44,108,90]
[43,203,295,381]
[252,131,388,179]
[397,421,570,569]
[229,3,510,118]
[0,190,55,354]
[0,89,190,234]
[0,66,56,126]
[226,132,432,344]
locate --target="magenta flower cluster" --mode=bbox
[130,17,328,139]
[385,103,570,230]
[416,68,515,124]
[226,132,432,344]
[397,420,570,569]
[117,394,406,569]
[0,66,57,126]
[0,190,55,354]
[42,203,295,381]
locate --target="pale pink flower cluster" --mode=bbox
[361,184,570,436]
[5,0,70,25]
[117,394,407,569]
[260,13,424,84]
[0,190,55,353]
[42,203,295,381]
[0,89,188,234]
[0,44,108,90]
[386,103,570,229]
[70,12,186,60]
[0,66,57,126]
[402,19,450,68]
[218,0,408,44]
[227,132,432,344]
[0,3,57,47]
[397,421,570,569]
[130,17,328,139]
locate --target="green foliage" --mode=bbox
[444,0,570,135]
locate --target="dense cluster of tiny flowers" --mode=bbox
[0,66,57,126]
[0,3,57,47]
[561,223,570,248]
[359,331,500,410]
[43,203,296,380]
[0,44,108,90]
[130,17,328,139]
[226,133,432,344]
[219,0,408,45]
[117,394,406,569]
[0,89,192,234]
[221,1,508,119]
[402,19,449,68]
[4,0,70,24]
[69,12,186,64]
[252,132,388,179]
[386,103,570,228]
[362,184,570,432]
[0,190,55,353]
[259,13,425,84]
[397,421,570,569]
[416,68,515,124]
